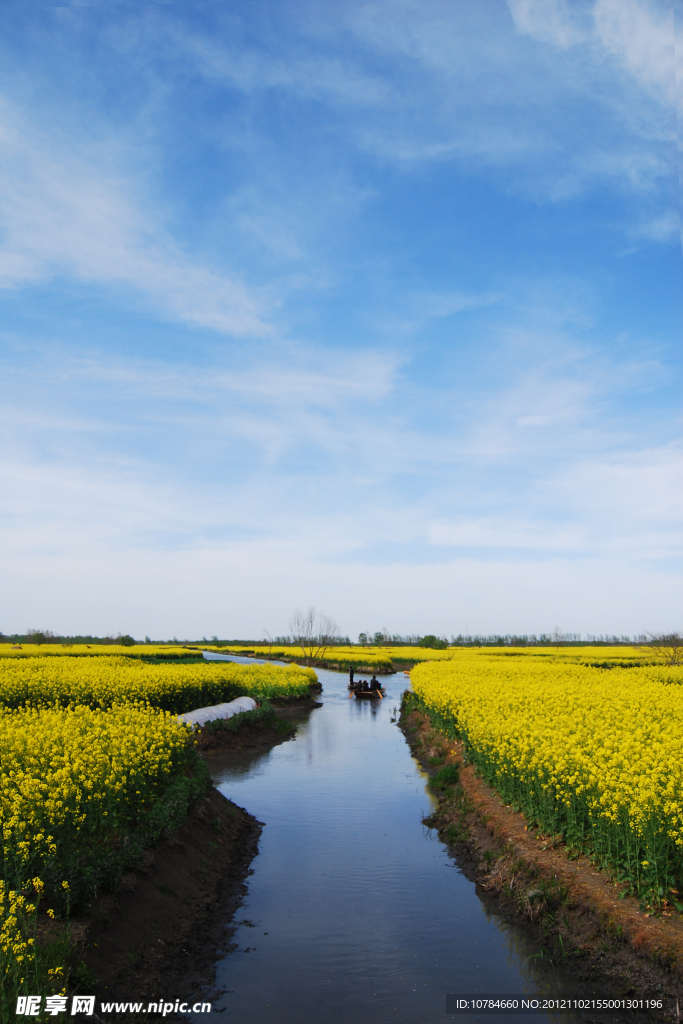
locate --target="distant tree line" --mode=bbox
[355,630,654,648]
[448,633,645,647]
[2,628,678,657]
[0,630,137,646]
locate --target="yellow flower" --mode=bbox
[410,647,683,892]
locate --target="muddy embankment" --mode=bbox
[64,697,321,1017]
[401,693,683,1013]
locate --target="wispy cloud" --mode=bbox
[2,311,679,568]
[506,0,592,47]
[128,0,678,207]
[162,18,390,107]
[0,343,406,473]
[593,0,675,103]
[344,0,675,194]
[0,99,267,335]
[508,0,675,101]
[0,2,679,635]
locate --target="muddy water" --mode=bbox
[191,667,576,1024]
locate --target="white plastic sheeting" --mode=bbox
[177,695,257,729]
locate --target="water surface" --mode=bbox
[189,667,572,1024]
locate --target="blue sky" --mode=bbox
[1,0,681,639]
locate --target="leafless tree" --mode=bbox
[637,632,683,666]
[263,629,275,657]
[551,626,566,648]
[289,607,339,666]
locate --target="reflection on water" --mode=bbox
[187,669,581,1024]
[204,713,315,782]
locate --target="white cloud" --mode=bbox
[0,4,678,638]
[61,347,399,405]
[629,209,680,243]
[0,100,267,335]
[556,445,683,535]
[166,25,390,107]
[506,0,591,48]
[142,1,676,206]
[1,321,680,637]
[593,0,675,103]
[2,335,680,569]
[0,343,407,475]
[350,1,676,207]
[2,536,680,638]
[427,517,587,552]
[509,0,676,103]
[423,444,683,568]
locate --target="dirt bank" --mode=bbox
[65,701,320,1018]
[72,788,260,1015]
[401,695,683,1016]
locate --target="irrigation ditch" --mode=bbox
[43,673,683,1023]
[49,696,323,1020]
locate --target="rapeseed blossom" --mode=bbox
[0,704,200,1005]
[411,653,683,896]
[0,652,315,1004]
[0,704,193,886]
[0,657,315,712]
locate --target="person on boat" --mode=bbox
[369,675,380,692]
[349,666,354,686]
[361,679,370,692]
[349,678,364,699]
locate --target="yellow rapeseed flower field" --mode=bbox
[0,643,192,659]
[0,656,316,712]
[0,877,46,1000]
[209,644,396,671]
[0,652,314,1004]
[0,703,206,1006]
[210,642,656,672]
[0,704,194,883]
[411,652,683,899]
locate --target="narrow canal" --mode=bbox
[191,666,572,1024]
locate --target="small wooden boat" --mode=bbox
[354,688,385,700]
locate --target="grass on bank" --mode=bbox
[201,699,295,740]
